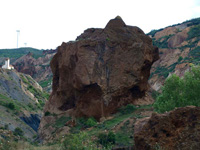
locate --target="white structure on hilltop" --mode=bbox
[2,58,14,70]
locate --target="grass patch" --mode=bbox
[53,116,71,128]
[0,94,40,113]
[115,131,132,146]
[39,79,52,88]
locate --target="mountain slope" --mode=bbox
[0,68,48,139]
[0,48,56,92]
[13,52,55,92]
[0,47,43,63]
[148,17,200,91]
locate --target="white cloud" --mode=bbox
[0,0,199,49]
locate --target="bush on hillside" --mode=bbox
[119,104,137,114]
[44,111,51,116]
[62,132,100,150]
[85,117,97,127]
[75,117,97,129]
[13,127,24,136]
[97,131,116,148]
[154,66,200,113]
[187,25,200,40]
[6,102,16,110]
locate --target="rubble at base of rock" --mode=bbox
[134,106,200,150]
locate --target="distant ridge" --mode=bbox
[0,47,44,60]
[148,17,200,37]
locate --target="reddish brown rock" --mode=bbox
[154,27,178,40]
[167,28,189,48]
[44,17,159,121]
[13,52,54,81]
[149,21,198,92]
[134,106,200,150]
[13,52,55,92]
[13,52,37,77]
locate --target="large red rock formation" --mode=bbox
[134,106,200,150]
[44,17,159,120]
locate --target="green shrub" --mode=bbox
[153,34,173,48]
[186,18,200,27]
[44,111,51,116]
[119,104,137,114]
[42,92,50,100]
[6,102,15,110]
[13,127,24,136]
[75,117,97,129]
[0,139,16,150]
[97,131,116,148]
[178,56,183,62]
[20,75,29,84]
[38,99,45,107]
[154,66,200,113]
[62,132,99,150]
[188,46,200,64]
[115,131,131,146]
[4,124,9,130]
[28,103,35,111]
[85,117,97,127]
[54,116,71,128]
[187,25,200,40]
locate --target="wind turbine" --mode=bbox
[16,30,20,48]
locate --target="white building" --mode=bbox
[2,58,14,70]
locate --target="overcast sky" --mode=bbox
[0,0,200,50]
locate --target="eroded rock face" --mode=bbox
[44,17,159,120]
[134,106,200,150]
[13,52,55,92]
[13,52,55,82]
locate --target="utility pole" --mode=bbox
[16,30,20,48]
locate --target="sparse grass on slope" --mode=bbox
[0,104,153,150]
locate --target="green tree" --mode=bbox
[154,66,200,113]
[183,66,200,105]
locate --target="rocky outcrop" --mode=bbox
[134,106,200,150]
[13,52,55,92]
[43,16,159,121]
[148,18,200,92]
[13,52,54,81]
[0,68,42,103]
[167,28,189,48]
[154,26,178,40]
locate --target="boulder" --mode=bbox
[44,16,159,120]
[134,106,200,150]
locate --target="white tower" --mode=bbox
[2,58,14,70]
